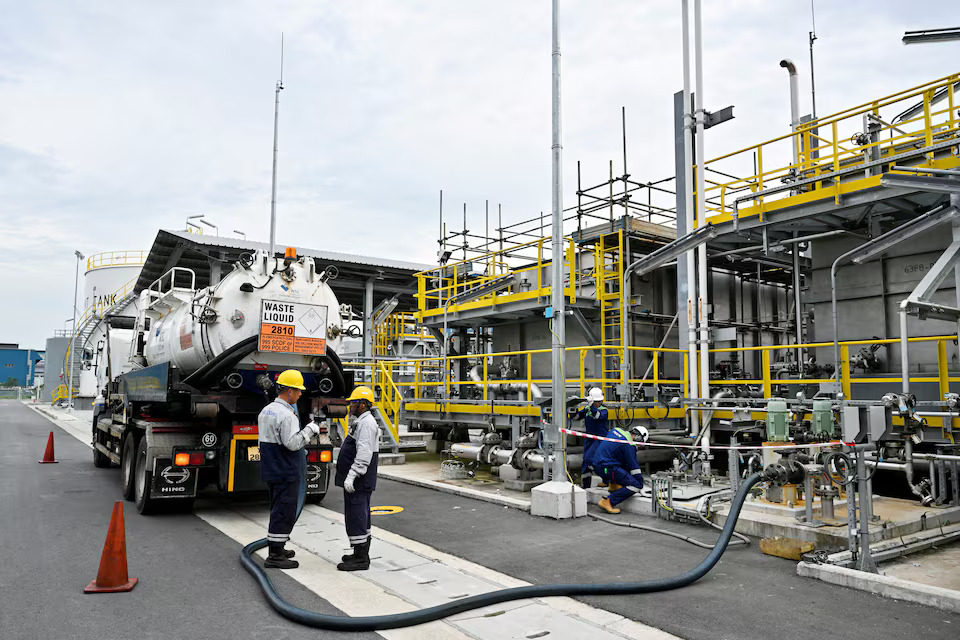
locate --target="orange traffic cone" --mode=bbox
[38,431,58,463]
[84,501,138,593]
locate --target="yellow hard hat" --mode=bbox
[276,369,306,391]
[347,386,375,403]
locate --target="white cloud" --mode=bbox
[1,0,958,349]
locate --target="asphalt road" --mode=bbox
[0,401,378,640]
[323,469,960,640]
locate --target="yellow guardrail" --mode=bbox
[87,250,146,271]
[414,236,578,321]
[374,312,435,357]
[352,333,959,428]
[696,73,960,225]
[75,275,140,332]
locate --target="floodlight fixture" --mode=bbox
[903,27,960,45]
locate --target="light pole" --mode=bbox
[186,214,203,233]
[199,218,218,236]
[233,229,246,240]
[68,249,84,412]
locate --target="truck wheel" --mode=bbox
[134,436,158,515]
[92,420,111,468]
[121,432,138,501]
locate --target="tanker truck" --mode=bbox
[91,247,356,514]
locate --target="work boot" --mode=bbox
[608,482,622,492]
[597,497,621,514]
[337,540,370,571]
[264,543,299,569]
[264,553,299,569]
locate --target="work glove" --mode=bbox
[344,471,357,493]
[304,422,321,439]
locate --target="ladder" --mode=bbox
[595,231,624,399]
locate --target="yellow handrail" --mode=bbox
[693,73,960,226]
[86,250,146,271]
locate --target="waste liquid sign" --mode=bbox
[259,300,328,355]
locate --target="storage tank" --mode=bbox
[141,250,344,379]
[83,251,145,313]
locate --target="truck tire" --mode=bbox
[121,432,139,501]
[92,418,111,468]
[134,436,158,515]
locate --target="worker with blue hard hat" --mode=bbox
[257,369,321,569]
[591,424,649,514]
[335,385,380,571]
[575,387,609,489]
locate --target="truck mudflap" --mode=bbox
[306,462,330,495]
[151,457,199,498]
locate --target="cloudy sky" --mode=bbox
[1,0,957,350]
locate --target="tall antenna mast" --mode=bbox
[808,0,817,118]
[269,33,285,256]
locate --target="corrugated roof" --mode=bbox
[164,230,432,272]
[134,230,428,312]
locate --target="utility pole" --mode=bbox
[68,250,84,412]
[269,33,284,257]
[548,0,566,484]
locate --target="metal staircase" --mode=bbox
[594,230,624,398]
[60,278,139,399]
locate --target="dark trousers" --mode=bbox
[599,467,644,507]
[344,490,372,545]
[267,480,299,547]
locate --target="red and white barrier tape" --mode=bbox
[559,427,845,451]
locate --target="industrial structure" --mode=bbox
[343,70,960,575]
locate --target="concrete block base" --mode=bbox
[798,561,960,614]
[378,453,406,466]
[498,464,520,481]
[531,481,587,519]
[504,479,544,492]
[425,439,446,454]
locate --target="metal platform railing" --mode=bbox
[696,73,960,225]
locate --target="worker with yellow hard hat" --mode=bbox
[335,385,380,571]
[257,369,320,569]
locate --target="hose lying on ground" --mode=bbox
[240,471,765,632]
[588,511,748,548]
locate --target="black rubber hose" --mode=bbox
[321,346,347,397]
[241,472,765,631]
[181,336,258,389]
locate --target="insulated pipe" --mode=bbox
[792,235,804,372]
[779,59,800,167]
[241,474,766,631]
[450,443,484,462]
[681,0,700,441]
[900,302,911,393]
[693,0,711,472]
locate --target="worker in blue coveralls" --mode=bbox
[593,425,649,514]
[335,385,380,571]
[258,369,321,569]
[575,387,609,489]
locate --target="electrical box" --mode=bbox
[766,399,789,442]
[811,399,834,437]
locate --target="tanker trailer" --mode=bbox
[92,247,356,514]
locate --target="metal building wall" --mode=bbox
[41,337,70,401]
[809,228,959,380]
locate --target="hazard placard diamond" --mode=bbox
[298,307,324,335]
